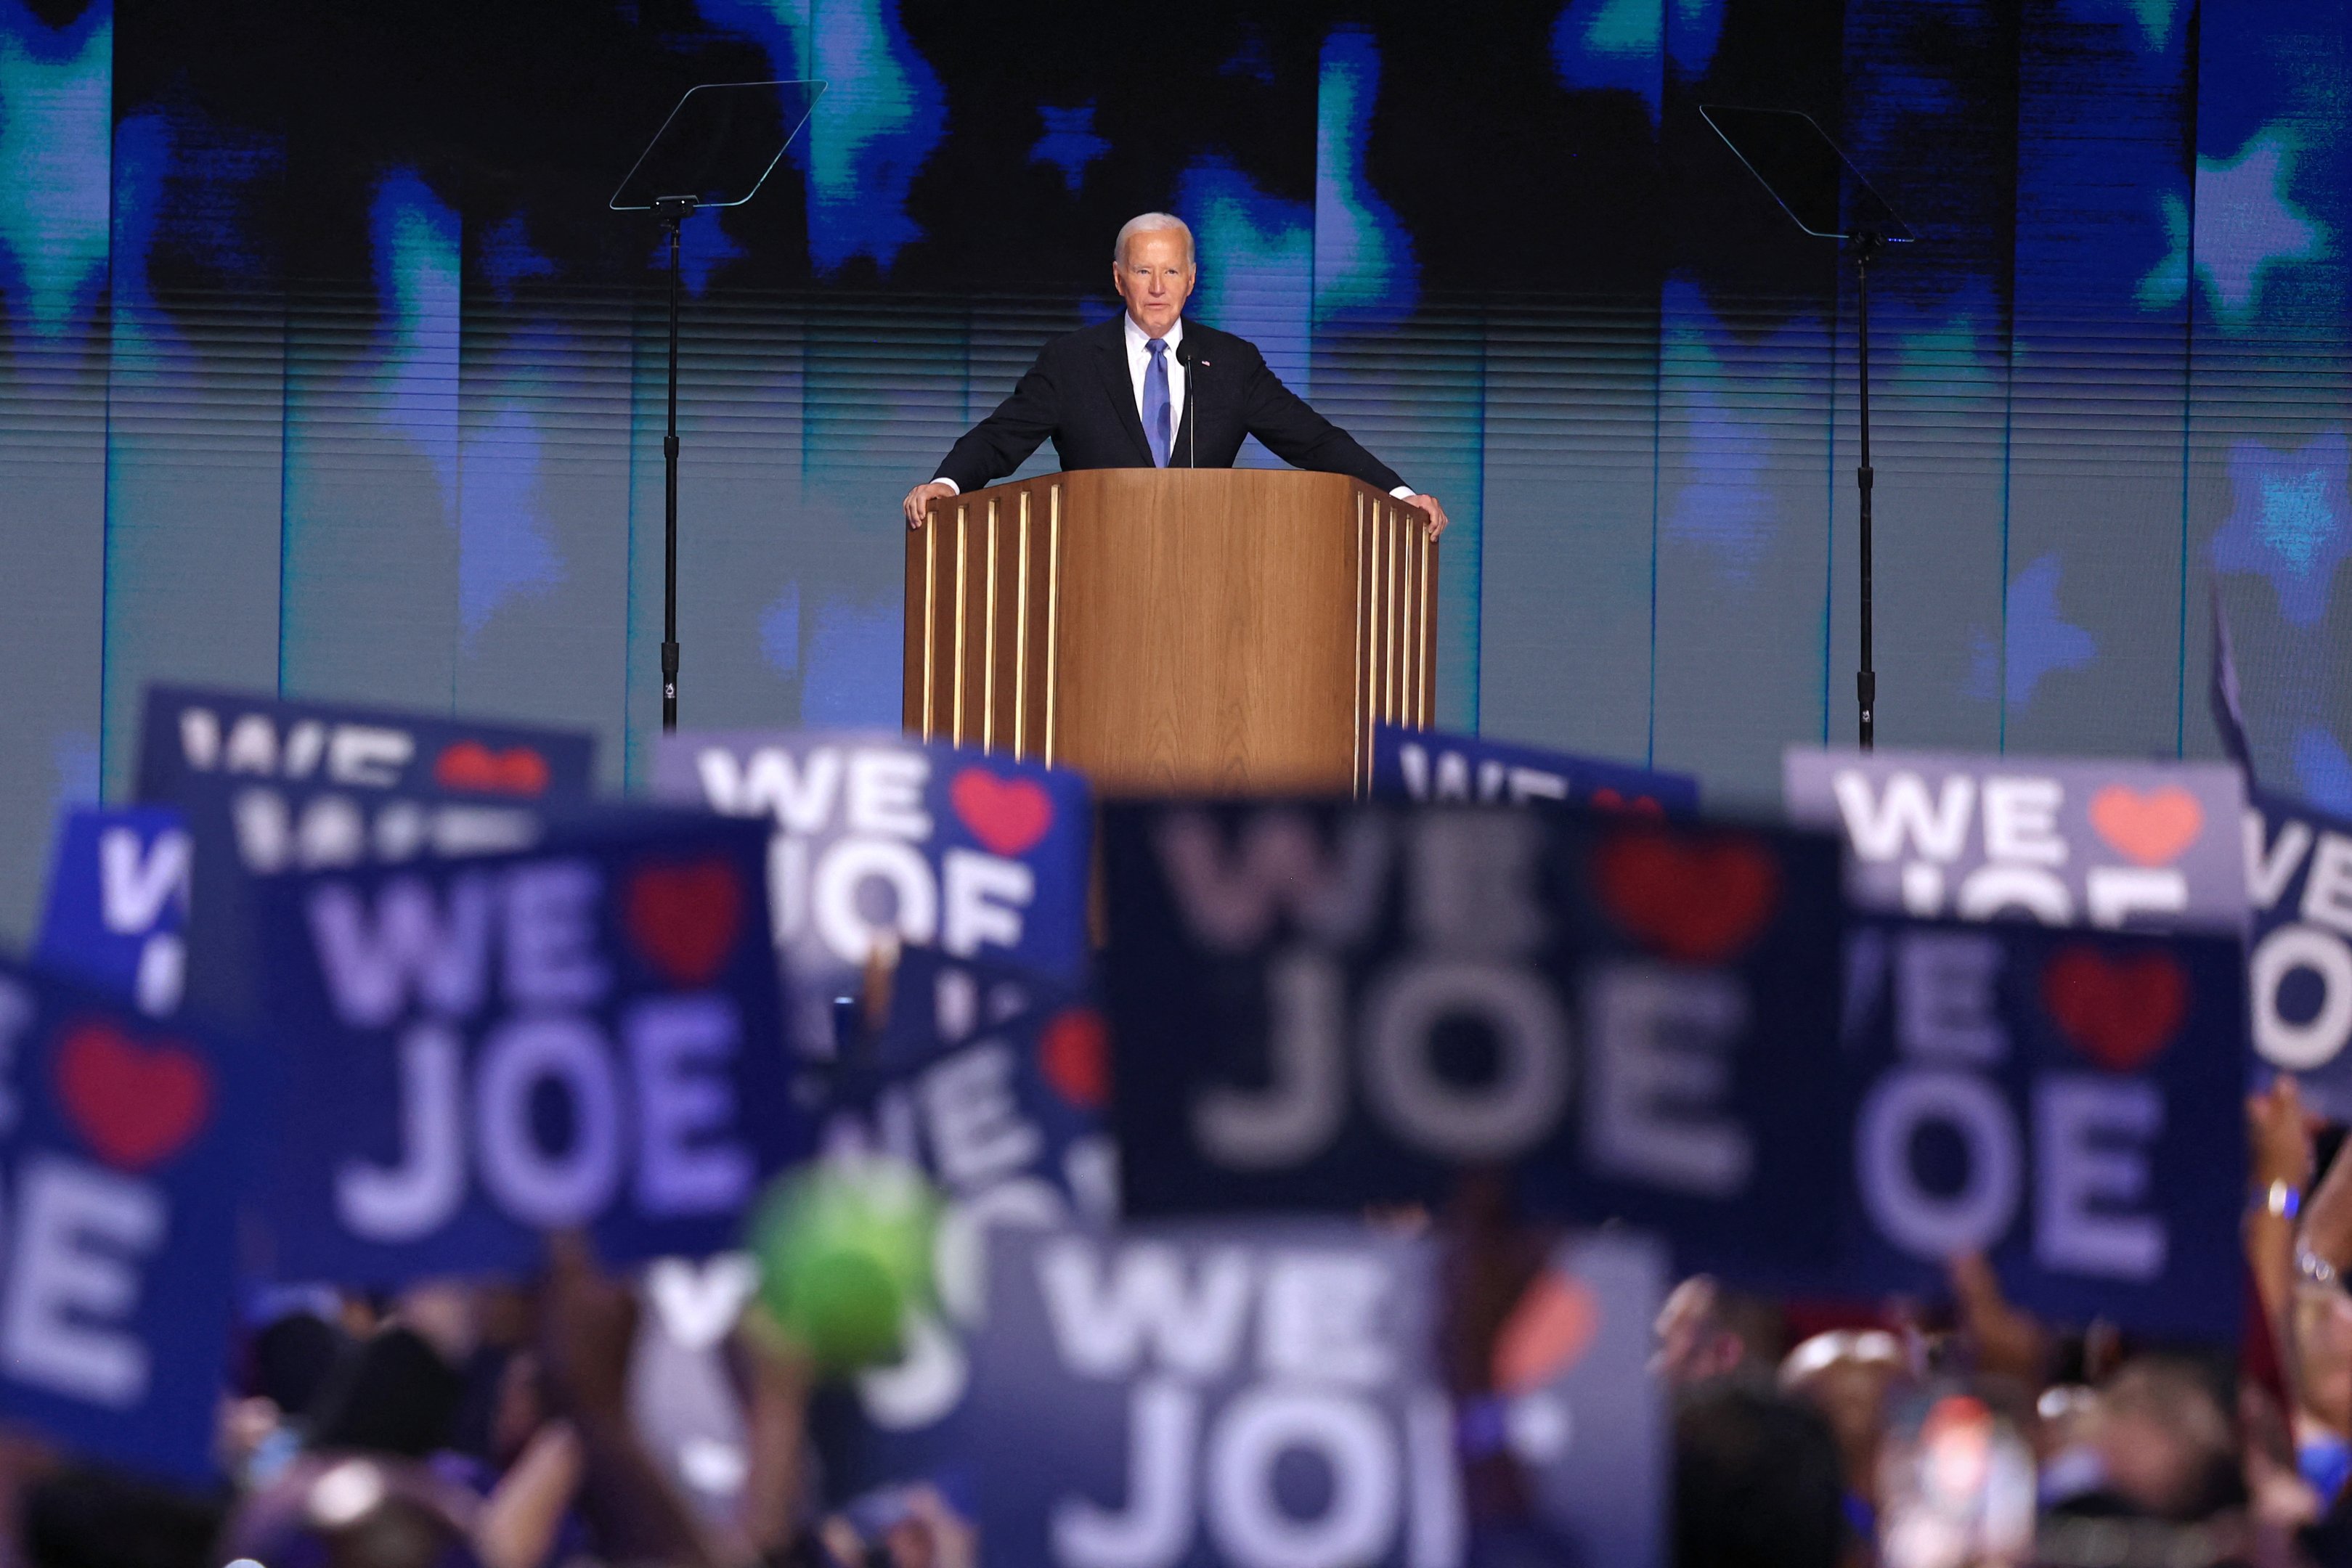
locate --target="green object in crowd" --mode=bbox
[751,1156,940,1372]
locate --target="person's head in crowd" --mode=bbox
[304,1326,468,1461]
[19,1466,223,1568]
[220,1453,480,1568]
[1781,1328,1908,1513]
[2067,1356,2244,1522]
[1652,1275,1784,1389]
[1673,1381,1848,1568]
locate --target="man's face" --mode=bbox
[1112,229,1195,339]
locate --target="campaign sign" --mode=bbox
[1101,802,1847,1277]
[36,808,190,1016]
[134,684,596,807]
[1783,748,2247,934]
[0,956,252,1482]
[1474,1233,1668,1568]
[973,1222,1460,1568]
[869,945,1088,1071]
[809,974,1118,1508]
[136,687,595,1030]
[2246,793,2352,1115]
[651,730,1091,1053]
[252,813,801,1283]
[1837,918,2244,1339]
[1372,724,1698,818]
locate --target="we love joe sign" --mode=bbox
[654,732,1091,1053]
[253,814,802,1283]
[1783,749,2247,934]
[0,957,251,1482]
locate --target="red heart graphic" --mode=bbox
[1492,1270,1603,1395]
[1592,830,1781,963]
[626,859,744,987]
[55,1021,212,1171]
[434,740,551,796]
[1588,788,1666,818]
[2041,947,2188,1071]
[2087,785,2204,867]
[1038,1008,1110,1110]
[951,768,1054,857]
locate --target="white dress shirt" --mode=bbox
[936,311,1417,500]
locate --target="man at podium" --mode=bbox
[901,213,1449,538]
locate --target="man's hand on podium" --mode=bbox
[1408,494,1449,540]
[903,481,955,530]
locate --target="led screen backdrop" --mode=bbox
[1,0,2348,940]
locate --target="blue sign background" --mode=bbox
[135,685,597,807]
[0,957,256,1482]
[1101,801,1847,1281]
[972,1222,1454,1568]
[1373,724,1699,817]
[36,807,190,1015]
[252,813,801,1284]
[1834,918,2245,1340]
[651,731,1091,1055]
[808,973,1114,1514]
[2246,791,2352,1116]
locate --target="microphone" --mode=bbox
[1174,338,1202,470]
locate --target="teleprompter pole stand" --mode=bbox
[657,195,693,733]
[1697,105,1911,752]
[1855,226,1880,751]
[609,79,823,735]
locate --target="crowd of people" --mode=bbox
[0,1070,2329,1567]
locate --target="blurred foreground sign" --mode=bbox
[1783,748,2246,933]
[253,814,801,1283]
[134,687,596,1029]
[808,964,1115,1509]
[654,730,1091,1053]
[972,1224,1667,1568]
[2247,792,2352,1116]
[36,807,190,1016]
[1373,724,1698,817]
[1100,801,1845,1278]
[1837,918,2245,1339]
[0,957,251,1482]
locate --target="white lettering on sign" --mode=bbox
[333,1003,753,1239]
[1043,1241,1254,1380]
[97,829,189,936]
[699,745,1038,968]
[1857,931,2165,1280]
[2251,924,2352,1071]
[1179,812,1751,1200]
[0,1154,166,1408]
[1395,744,1571,806]
[1036,1237,1459,1568]
[1157,812,1391,951]
[309,875,496,1027]
[177,708,414,787]
[1834,772,1975,864]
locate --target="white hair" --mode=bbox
[1113,212,1195,266]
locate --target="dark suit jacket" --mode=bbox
[932,316,1406,494]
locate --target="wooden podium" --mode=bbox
[903,469,1436,795]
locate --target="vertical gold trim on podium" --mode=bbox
[1043,481,1064,766]
[916,506,939,739]
[1013,490,1032,761]
[981,498,1001,752]
[950,504,969,745]
[1351,492,1368,793]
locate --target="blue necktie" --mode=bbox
[1144,337,1171,467]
